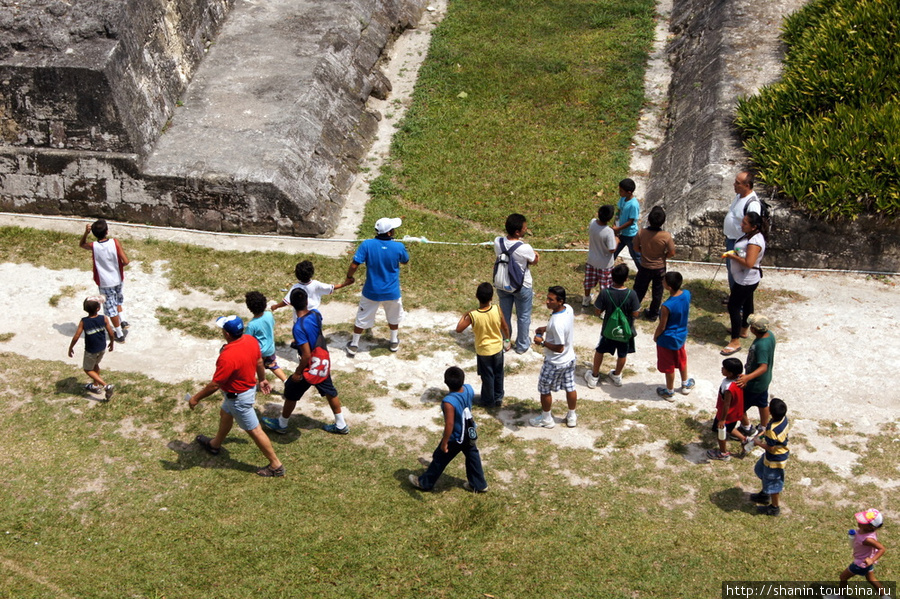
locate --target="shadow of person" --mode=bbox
[53,322,79,337]
[160,438,256,473]
[709,486,756,514]
[397,465,465,496]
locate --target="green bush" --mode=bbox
[735,0,900,220]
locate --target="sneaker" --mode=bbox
[323,423,350,435]
[680,378,695,395]
[749,492,771,505]
[84,383,102,393]
[565,412,577,428]
[115,329,128,343]
[757,504,780,516]
[390,340,400,352]
[120,321,130,329]
[582,294,592,307]
[738,425,756,437]
[261,416,288,434]
[195,434,221,456]
[656,386,675,401]
[706,449,731,461]
[103,384,115,400]
[529,415,555,429]
[607,370,623,387]
[345,343,358,357]
[463,481,488,493]
[583,370,599,389]
[256,464,286,477]
[756,423,767,433]
[408,474,425,490]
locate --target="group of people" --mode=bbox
[63,190,888,592]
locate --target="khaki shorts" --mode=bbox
[83,350,105,371]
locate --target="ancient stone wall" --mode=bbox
[647,0,900,272]
[0,0,425,236]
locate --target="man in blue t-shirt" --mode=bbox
[344,217,410,356]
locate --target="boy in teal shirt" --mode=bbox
[612,178,641,264]
[245,291,287,383]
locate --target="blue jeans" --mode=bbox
[417,439,487,491]
[725,238,736,290]
[497,286,533,354]
[614,235,640,265]
[476,351,504,406]
[754,455,785,495]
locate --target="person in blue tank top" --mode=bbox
[652,272,694,401]
[409,367,488,493]
[67,297,116,400]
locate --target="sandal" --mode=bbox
[195,435,221,456]
[257,464,285,477]
[720,346,742,356]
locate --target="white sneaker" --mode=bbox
[607,370,623,387]
[529,415,555,429]
[583,370,598,389]
[680,378,695,395]
[582,294,592,307]
[565,412,577,428]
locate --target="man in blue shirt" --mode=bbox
[344,217,410,355]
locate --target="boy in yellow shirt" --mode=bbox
[456,283,511,407]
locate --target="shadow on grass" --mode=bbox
[709,486,757,515]
[161,437,258,474]
[395,467,469,498]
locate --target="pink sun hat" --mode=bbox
[855,508,883,527]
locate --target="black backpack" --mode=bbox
[744,194,772,238]
[493,238,525,293]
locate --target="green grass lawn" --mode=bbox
[0,352,892,598]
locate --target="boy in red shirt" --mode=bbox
[707,358,751,460]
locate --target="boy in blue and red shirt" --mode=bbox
[68,297,116,400]
[652,271,694,400]
[706,358,748,461]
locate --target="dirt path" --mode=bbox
[1,258,896,482]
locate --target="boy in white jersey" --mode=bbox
[79,220,130,342]
[271,260,353,320]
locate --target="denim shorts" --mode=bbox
[754,455,785,494]
[848,562,874,576]
[221,387,259,431]
[744,390,769,409]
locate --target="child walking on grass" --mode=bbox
[245,291,287,383]
[706,358,749,461]
[409,367,487,493]
[456,283,510,407]
[271,260,353,319]
[652,271,694,401]
[68,297,116,400]
[748,397,790,516]
[840,509,888,596]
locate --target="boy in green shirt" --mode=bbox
[737,314,775,435]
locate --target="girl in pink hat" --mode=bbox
[840,509,888,595]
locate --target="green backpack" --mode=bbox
[601,289,634,342]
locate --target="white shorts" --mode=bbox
[355,296,405,329]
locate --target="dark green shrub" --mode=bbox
[735,0,900,220]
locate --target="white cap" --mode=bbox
[375,217,402,235]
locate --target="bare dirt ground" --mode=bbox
[0,0,897,484]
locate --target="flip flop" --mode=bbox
[720,346,742,356]
[195,434,221,456]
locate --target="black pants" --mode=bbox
[418,439,487,491]
[634,265,666,319]
[728,282,758,339]
[476,351,504,406]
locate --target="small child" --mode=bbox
[706,358,748,461]
[611,178,641,264]
[79,220,130,342]
[748,397,790,516]
[245,291,287,383]
[456,283,511,407]
[409,367,488,493]
[583,204,617,308]
[271,260,352,319]
[584,263,641,389]
[652,271,694,401]
[68,297,116,400]
[840,509,888,595]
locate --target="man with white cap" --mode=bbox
[344,217,410,355]
[188,315,285,477]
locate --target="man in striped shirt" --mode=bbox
[748,397,790,516]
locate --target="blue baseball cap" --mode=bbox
[216,315,244,337]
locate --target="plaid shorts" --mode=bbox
[584,264,612,291]
[98,284,124,317]
[538,359,576,394]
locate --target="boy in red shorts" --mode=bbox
[707,358,750,460]
[652,272,694,401]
